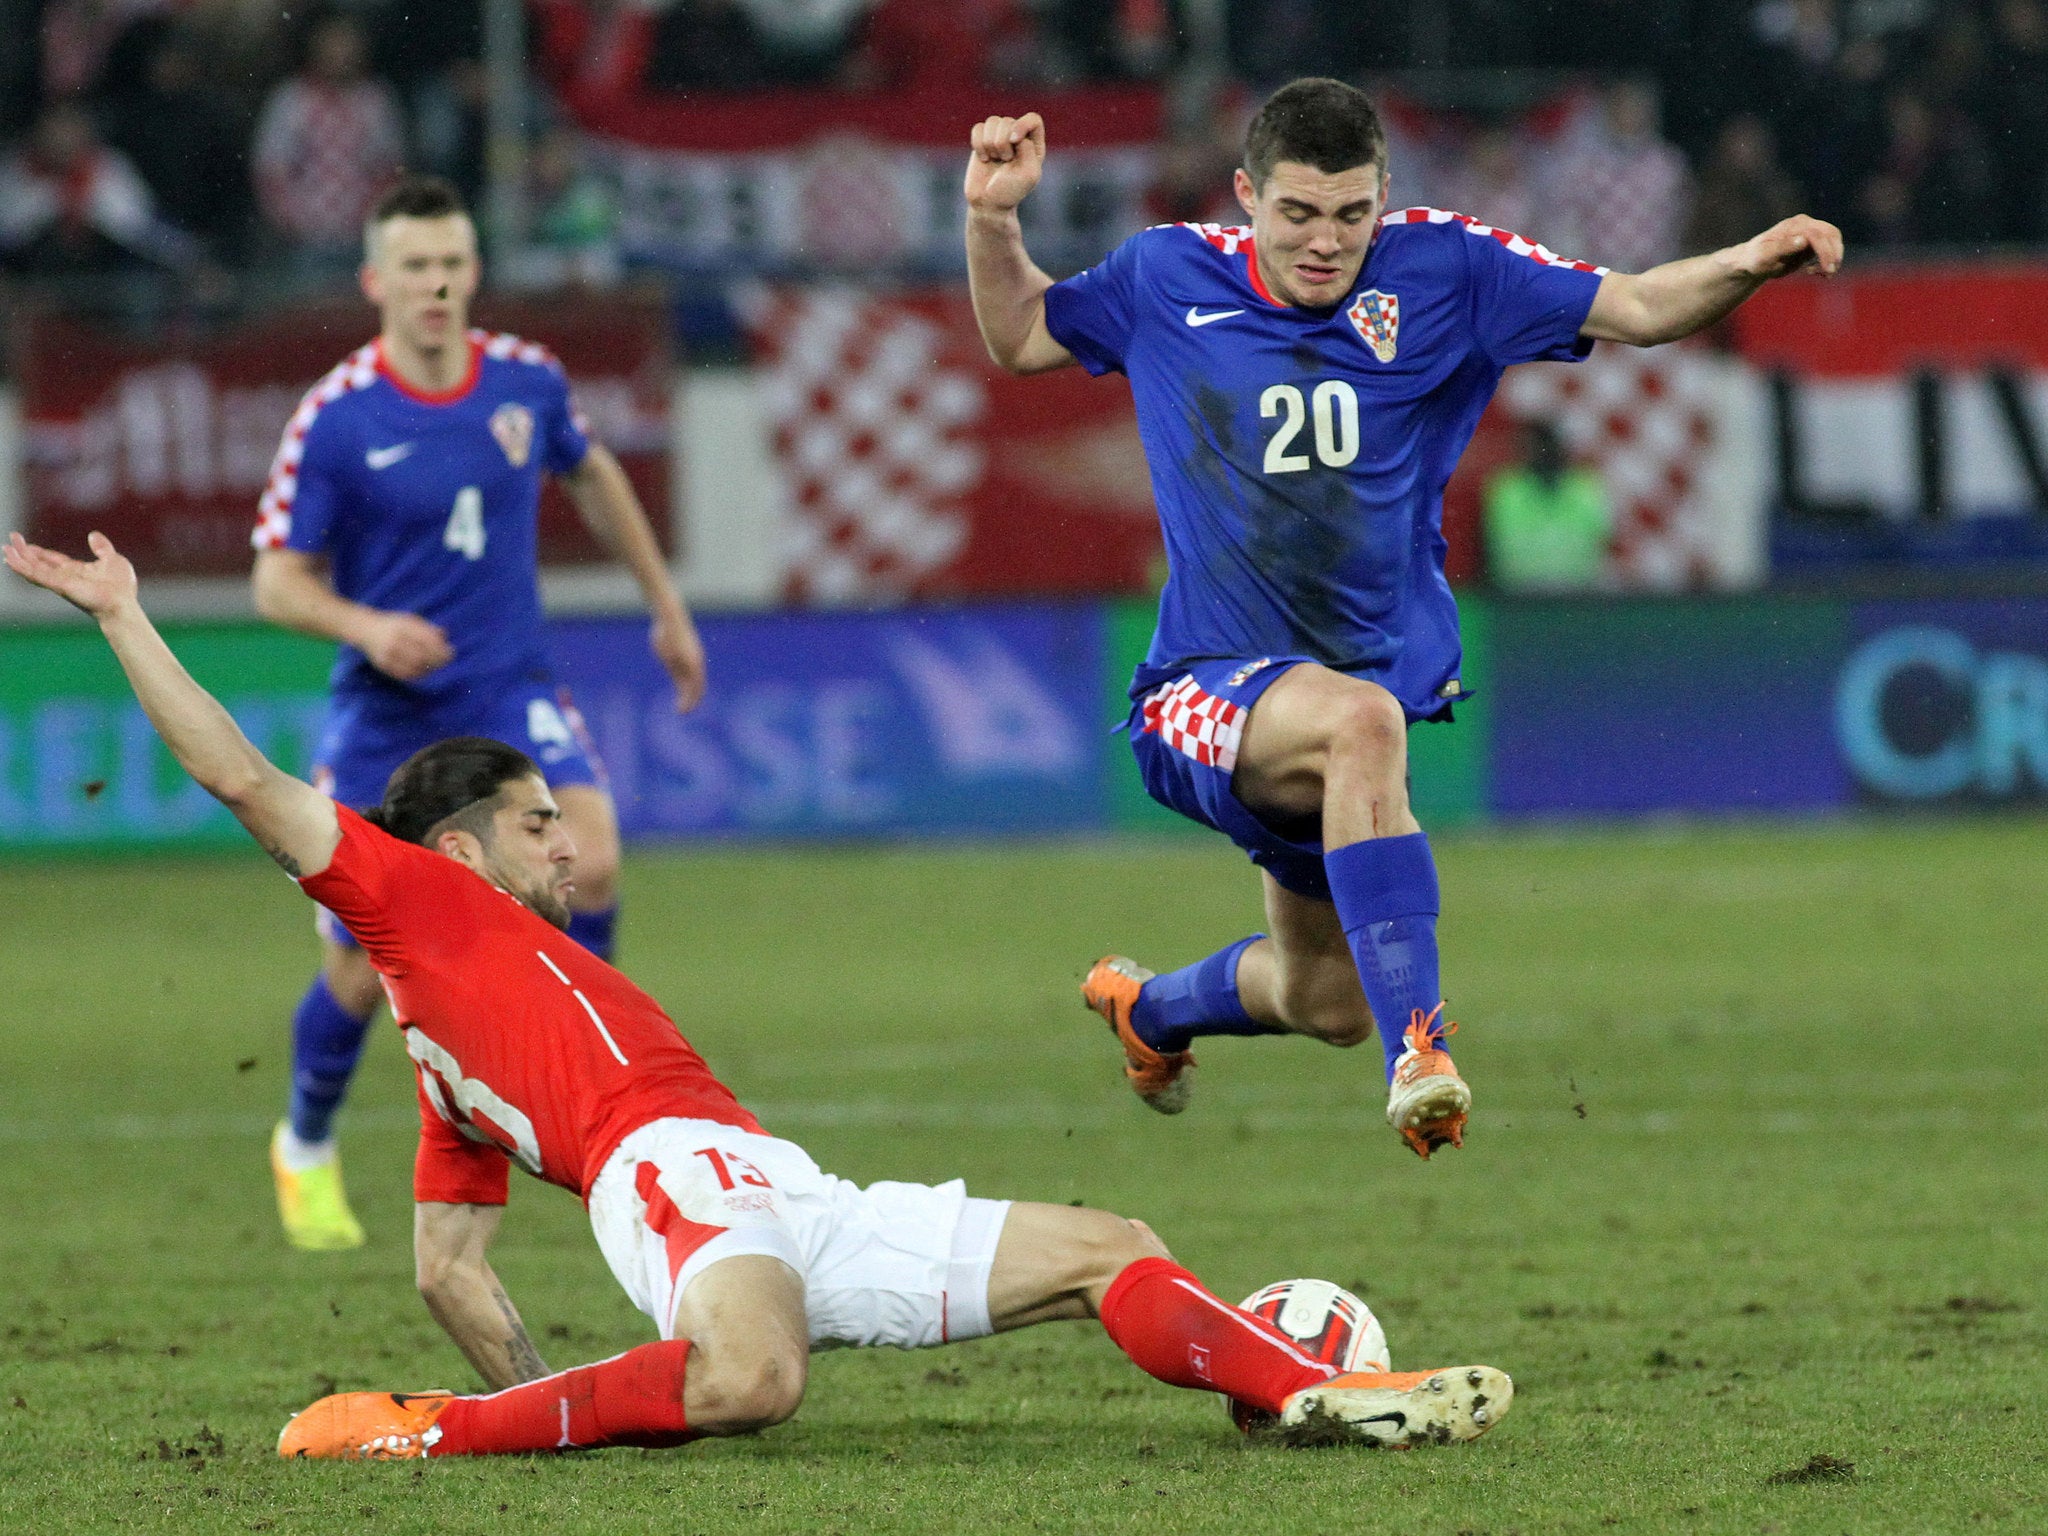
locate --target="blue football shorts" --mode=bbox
[311,676,606,948]
[1125,655,1335,901]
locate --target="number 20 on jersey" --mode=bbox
[1261,381,1360,473]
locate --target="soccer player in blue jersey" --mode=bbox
[965,80,1841,1157]
[251,176,706,1247]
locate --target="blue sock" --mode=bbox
[1129,935,1281,1054]
[288,975,374,1144]
[1323,834,1444,1080]
[567,904,618,961]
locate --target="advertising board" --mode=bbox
[554,603,1107,839]
[1836,599,2048,804]
[0,623,330,850]
[6,592,2047,854]
[1485,598,1852,816]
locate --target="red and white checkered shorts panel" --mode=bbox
[1141,675,1246,773]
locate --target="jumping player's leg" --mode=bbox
[1233,663,1466,1157]
[1085,883,1367,1112]
[1098,876,1371,1052]
[552,783,621,960]
[1231,875,1375,1047]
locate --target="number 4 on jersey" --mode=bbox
[444,485,486,560]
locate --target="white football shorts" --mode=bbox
[587,1118,1012,1351]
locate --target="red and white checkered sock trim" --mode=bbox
[1142,676,1246,772]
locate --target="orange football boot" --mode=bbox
[1385,1006,1468,1159]
[1081,956,1194,1114]
[278,1391,455,1460]
[1277,1365,1511,1447]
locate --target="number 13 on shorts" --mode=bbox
[694,1146,772,1191]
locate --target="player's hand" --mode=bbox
[4,531,138,619]
[965,113,1046,213]
[360,610,455,681]
[1736,215,1844,281]
[651,606,707,713]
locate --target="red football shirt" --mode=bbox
[300,806,764,1205]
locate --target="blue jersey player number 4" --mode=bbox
[251,176,708,1250]
[965,78,1843,1158]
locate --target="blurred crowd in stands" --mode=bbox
[0,0,2043,307]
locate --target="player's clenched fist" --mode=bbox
[965,113,1046,212]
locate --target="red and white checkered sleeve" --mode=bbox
[252,345,376,552]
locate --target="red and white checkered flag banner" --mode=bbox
[1499,341,1765,590]
[736,284,1163,604]
[738,286,982,603]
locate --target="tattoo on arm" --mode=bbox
[260,838,302,877]
[490,1279,549,1383]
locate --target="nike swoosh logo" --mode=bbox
[1185,307,1244,327]
[365,443,415,469]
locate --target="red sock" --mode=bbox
[1099,1257,1334,1415]
[431,1340,697,1455]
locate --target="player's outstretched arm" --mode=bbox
[8,533,341,876]
[252,548,454,682]
[964,113,1075,375]
[1581,215,1844,348]
[560,444,707,711]
[415,1201,550,1390]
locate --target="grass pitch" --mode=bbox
[3,818,2046,1535]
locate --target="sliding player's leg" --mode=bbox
[430,1255,806,1453]
[278,1255,807,1459]
[985,1201,1509,1445]
[271,932,378,1251]
[1233,663,1467,1158]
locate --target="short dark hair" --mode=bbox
[366,737,540,846]
[368,174,468,230]
[1244,78,1388,188]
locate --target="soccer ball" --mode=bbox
[1227,1278,1390,1434]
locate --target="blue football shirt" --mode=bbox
[253,331,591,703]
[1044,211,1605,719]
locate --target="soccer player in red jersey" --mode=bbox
[9,528,1515,1456]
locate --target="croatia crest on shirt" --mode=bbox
[1347,289,1400,362]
